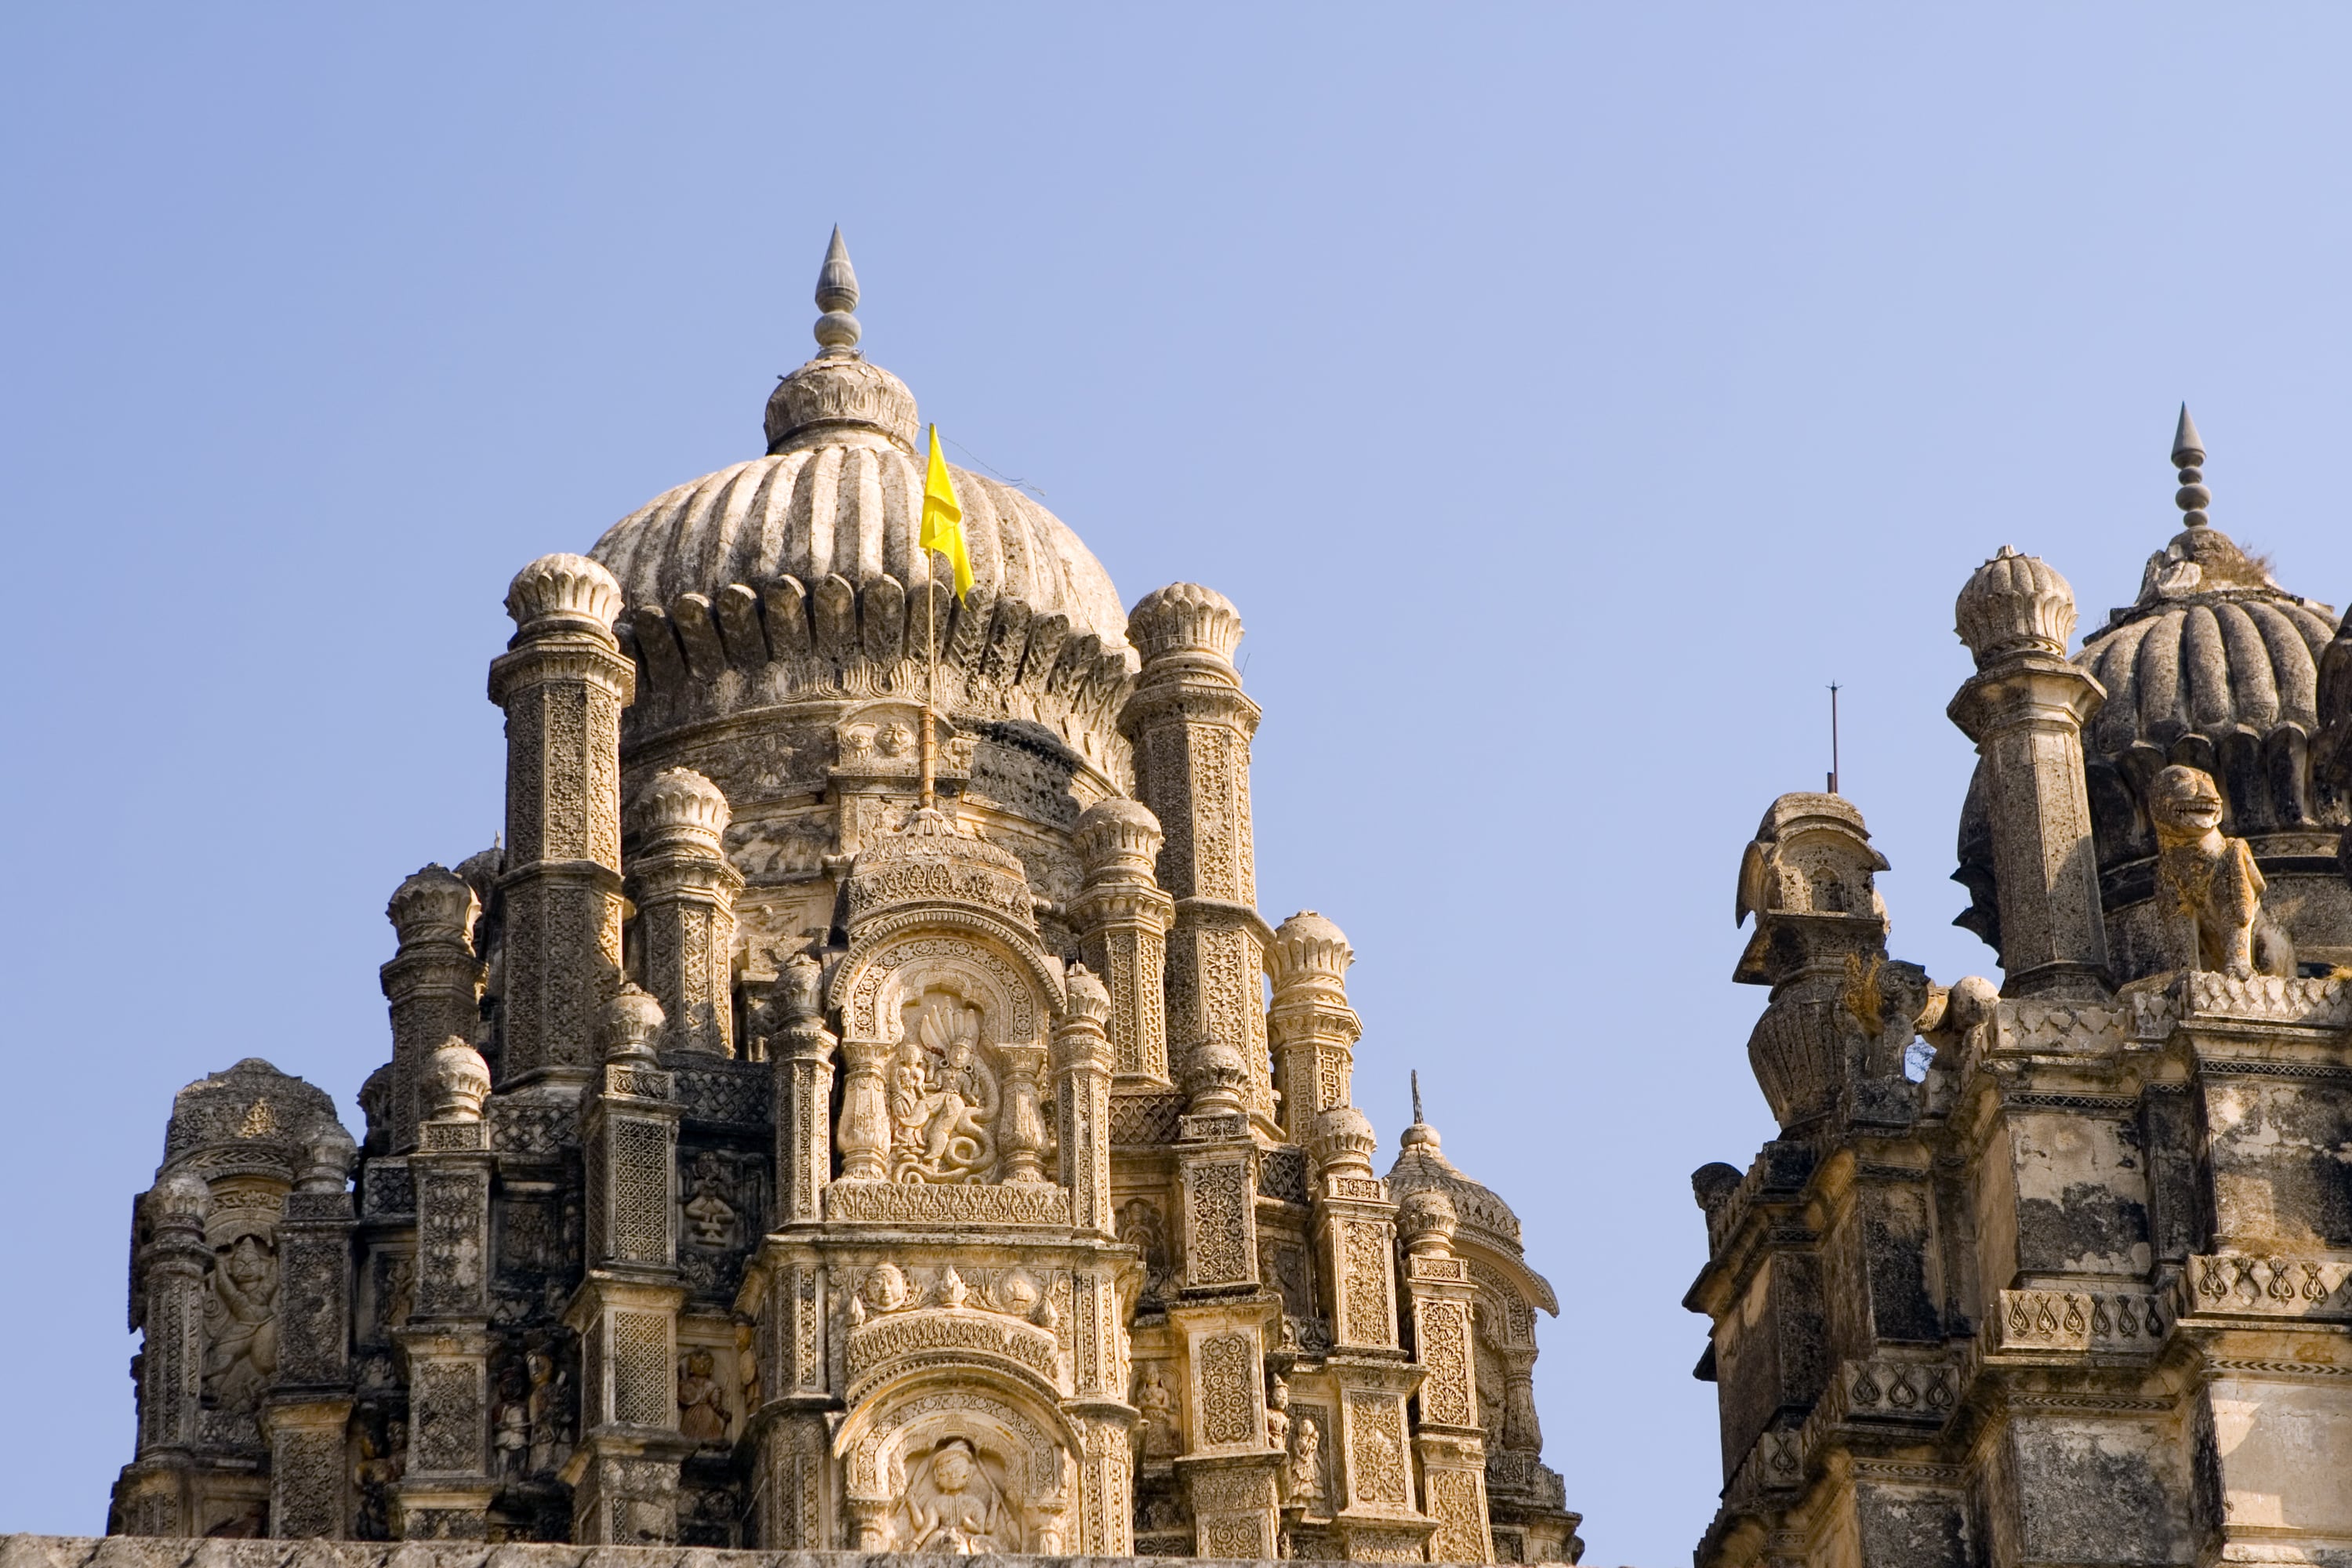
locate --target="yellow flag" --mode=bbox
[920,423,972,598]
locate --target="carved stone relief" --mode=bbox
[201,1234,279,1415]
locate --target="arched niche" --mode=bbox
[834,1366,1080,1553]
[831,913,1066,1046]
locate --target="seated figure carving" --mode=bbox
[892,1438,1015,1552]
[2151,764,2296,979]
[888,993,1000,1184]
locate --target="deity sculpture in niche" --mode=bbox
[1290,1411,1326,1507]
[677,1348,729,1443]
[1135,1367,1181,1460]
[888,991,1001,1184]
[891,1438,1016,1552]
[202,1232,279,1412]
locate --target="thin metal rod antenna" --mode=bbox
[920,550,938,811]
[1828,683,1841,796]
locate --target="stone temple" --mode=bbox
[1688,408,2352,1568]
[45,238,2352,1568]
[97,234,1581,1563]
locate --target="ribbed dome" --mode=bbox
[2079,527,2337,770]
[588,229,1127,663]
[590,445,1128,655]
[1955,417,2351,972]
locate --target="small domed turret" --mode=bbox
[1955,546,2078,668]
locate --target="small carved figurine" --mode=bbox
[2151,764,2296,978]
[893,1438,1012,1553]
[1136,1367,1180,1460]
[201,1233,280,1413]
[677,1347,729,1443]
[1266,1376,1292,1456]
[683,1151,740,1248]
[493,1370,530,1479]
[1289,1411,1324,1505]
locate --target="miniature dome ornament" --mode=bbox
[386,864,477,947]
[1954,546,2079,670]
[602,983,666,1063]
[422,1036,492,1123]
[505,552,623,640]
[760,226,920,454]
[636,767,731,845]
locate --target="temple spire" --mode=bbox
[813,226,862,360]
[2172,403,2211,528]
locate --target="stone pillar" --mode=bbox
[1168,1021,1282,1555]
[1121,583,1275,1127]
[1269,911,1360,1141]
[1054,967,1117,1235]
[118,1172,212,1536]
[1071,798,1174,1085]
[768,953,835,1229]
[1950,546,2111,998]
[380,866,484,1152]
[395,1039,496,1540]
[1398,1189,1492,1565]
[833,1036,891,1182]
[564,985,691,1544]
[1309,1107,1429,1563]
[488,553,633,1083]
[630,768,742,1059]
[1060,975,1136,1552]
[265,1126,359,1539]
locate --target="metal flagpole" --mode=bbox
[920,550,938,811]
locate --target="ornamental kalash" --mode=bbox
[105,233,1581,1563]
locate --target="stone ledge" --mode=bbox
[5,1537,1475,1568]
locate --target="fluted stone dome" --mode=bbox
[1385,1101,1559,1313]
[1955,412,2352,975]
[588,230,1128,666]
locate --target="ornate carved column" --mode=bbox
[767,952,835,1229]
[488,553,633,1083]
[117,1172,212,1536]
[395,1040,496,1540]
[1269,910,1360,1140]
[1055,967,1118,1236]
[630,768,742,1059]
[381,866,485,1152]
[264,1126,359,1539]
[564,985,691,1544]
[1310,1106,1428,1563]
[998,1040,1050,1184]
[1120,583,1275,1127]
[1950,546,2111,998]
[1398,1189,1491,1565]
[1062,967,1138,1552]
[1167,1023,1282,1555]
[1070,798,1174,1085]
[833,1036,891,1181]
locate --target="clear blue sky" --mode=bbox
[4,8,2349,1563]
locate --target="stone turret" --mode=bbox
[489,553,633,1081]
[380,866,484,1152]
[627,767,742,1059]
[1949,545,2111,996]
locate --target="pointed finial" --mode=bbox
[813,226,861,360]
[1410,1070,1423,1124]
[2172,403,2210,528]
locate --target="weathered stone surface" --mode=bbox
[1691,414,2352,1568]
[103,234,1577,1564]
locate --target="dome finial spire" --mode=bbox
[2172,403,2211,528]
[1410,1069,1423,1124]
[814,225,861,360]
